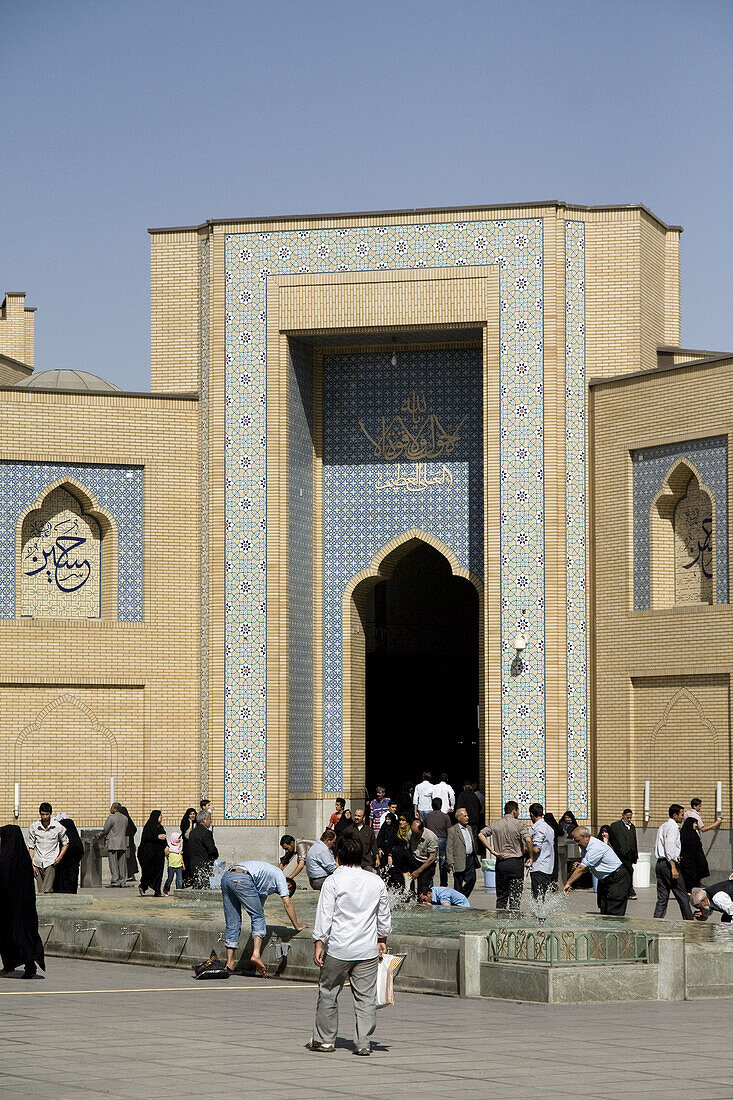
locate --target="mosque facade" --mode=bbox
[1,201,730,861]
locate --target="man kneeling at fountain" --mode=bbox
[419,885,471,908]
[563,826,630,916]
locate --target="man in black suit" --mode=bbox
[188,810,219,886]
[609,809,638,900]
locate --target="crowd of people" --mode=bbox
[18,799,221,899]
[1,783,731,1054]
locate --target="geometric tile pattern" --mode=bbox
[224,217,546,819]
[288,339,314,793]
[0,460,143,621]
[322,348,482,792]
[199,236,210,794]
[564,222,588,817]
[632,435,729,609]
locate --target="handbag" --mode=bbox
[481,857,496,871]
[193,950,230,980]
[375,952,406,1008]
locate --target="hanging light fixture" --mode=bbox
[390,335,398,368]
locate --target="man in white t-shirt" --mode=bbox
[413,772,434,822]
[431,773,455,814]
[309,831,392,1056]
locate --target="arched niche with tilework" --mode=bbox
[650,461,716,608]
[16,480,118,619]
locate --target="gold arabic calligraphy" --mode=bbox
[358,391,466,462]
[375,463,454,493]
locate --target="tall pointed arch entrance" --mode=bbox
[343,533,482,800]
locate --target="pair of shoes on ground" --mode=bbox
[306,1041,370,1056]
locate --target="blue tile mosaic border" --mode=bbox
[564,222,588,817]
[224,218,546,819]
[632,436,729,609]
[0,461,143,621]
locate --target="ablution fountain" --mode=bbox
[35,881,733,1002]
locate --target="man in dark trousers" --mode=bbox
[609,808,639,900]
[446,807,479,897]
[188,810,219,886]
[479,800,532,909]
[653,804,693,920]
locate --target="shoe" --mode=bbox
[138,887,146,896]
[162,891,169,897]
[306,1041,335,1053]
[353,1047,371,1057]
[629,890,638,899]
[22,963,37,979]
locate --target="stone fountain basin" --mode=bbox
[34,891,733,1002]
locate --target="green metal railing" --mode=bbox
[486,927,655,965]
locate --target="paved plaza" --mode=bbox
[2,956,733,1099]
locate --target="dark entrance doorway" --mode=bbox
[364,541,480,802]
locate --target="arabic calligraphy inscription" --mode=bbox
[674,479,713,605]
[21,494,101,618]
[359,391,466,463]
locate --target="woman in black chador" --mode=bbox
[52,817,83,894]
[0,824,45,978]
[680,816,709,891]
[138,811,168,897]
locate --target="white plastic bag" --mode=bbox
[376,952,406,1008]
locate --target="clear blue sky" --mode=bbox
[3,0,732,391]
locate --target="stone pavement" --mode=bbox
[3,957,733,1098]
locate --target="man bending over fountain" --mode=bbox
[563,826,630,916]
[419,885,471,908]
[221,861,307,975]
[691,882,733,922]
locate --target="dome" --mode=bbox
[15,369,121,392]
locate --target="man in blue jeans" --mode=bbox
[221,860,307,975]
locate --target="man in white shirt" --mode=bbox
[309,831,392,1056]
[563,826,630,915]
[529,802,555,900]
[413,772,434,822]
[28,802,69,894]
[653,804,693,919]
[446,808,479,897]
[431,773,455,814]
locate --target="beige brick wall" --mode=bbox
[590,356,733,828]
[0,389,201,829]
[150,231,201,393]
[0,293,35,368]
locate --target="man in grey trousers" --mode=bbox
[309,831,392,1056]
[97,803,129,887]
